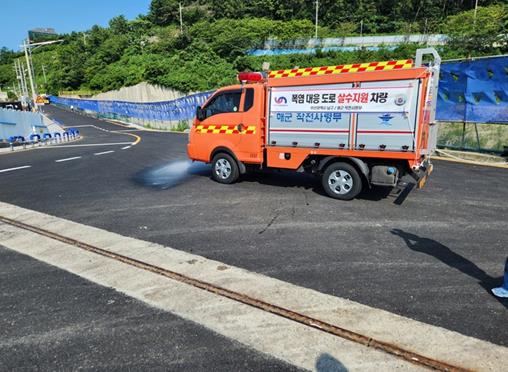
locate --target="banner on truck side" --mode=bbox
[270,84,415,114]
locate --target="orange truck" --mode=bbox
[187,48,441,200]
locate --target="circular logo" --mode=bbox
[394,94,407,106]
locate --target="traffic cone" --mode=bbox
[491,257,508,298]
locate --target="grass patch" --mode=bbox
[438,122,508,152]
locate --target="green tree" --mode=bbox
[149,0,180,26]
[444,4,508,55]
[109,15,130,35]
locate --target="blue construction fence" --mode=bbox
[436,55,508,124]
[49,91,213,123]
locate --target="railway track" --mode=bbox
[0,214,470,372]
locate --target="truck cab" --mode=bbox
[187,83,265,168]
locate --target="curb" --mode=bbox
[105,119,188,134]
[433,153,508,169]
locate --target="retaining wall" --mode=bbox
[0,109,49,141]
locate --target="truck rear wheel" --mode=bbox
[211,153,239,184]
[322,162,362,200]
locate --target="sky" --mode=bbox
[0,0,151,51]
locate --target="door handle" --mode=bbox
[237,123,245,132]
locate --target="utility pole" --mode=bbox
[21,61,30,98]
[41,64,48,85]
[473,0,479,30]
[13,61,22,97]
[16,59,29,98]
[314,0,319,39]
[360,20,363,37]
[179,3,183,33]
[11,84,19,98]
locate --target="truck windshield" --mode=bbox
[203,90,241,118]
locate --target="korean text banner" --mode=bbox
[436,55,508,124]
[270,84,415,113]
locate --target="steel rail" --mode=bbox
[0,215,471,372]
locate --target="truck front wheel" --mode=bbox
[322,162,362,200]
[211,153,239,184]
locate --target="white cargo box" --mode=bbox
[268,78,423,152]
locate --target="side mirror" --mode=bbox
[196,106,205,121]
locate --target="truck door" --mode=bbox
[198,87,262,164]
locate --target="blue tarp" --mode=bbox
[49,91,213,122]
[436,56,508,124]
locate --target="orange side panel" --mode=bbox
[266,146,419,170]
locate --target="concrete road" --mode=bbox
[0,105,506,349]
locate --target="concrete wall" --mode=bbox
[87,82,186,103]
[0,108,62,141]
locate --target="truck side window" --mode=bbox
[204,91,241,118]
[244,88,254,111]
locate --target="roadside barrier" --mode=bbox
[48,91,213,123]
[6,130,79,151]
[29,134,41,147]
[43,133,52,145]
[8,136,26,151]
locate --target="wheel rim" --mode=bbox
[215,158,232,179]
[327,169,354,195]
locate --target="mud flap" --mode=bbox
[416,163,433,189]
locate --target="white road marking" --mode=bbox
[121,146,131,150]
[63,125,94,128]
[0,201,505,371]
[93,150,114,156]
[49,143,131,148]
[55,156,82,163]
[0,165,31,173]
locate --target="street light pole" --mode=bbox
[21,38,64,110]
[23,39,38,110]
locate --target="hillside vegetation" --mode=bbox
[0,1,506,96]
